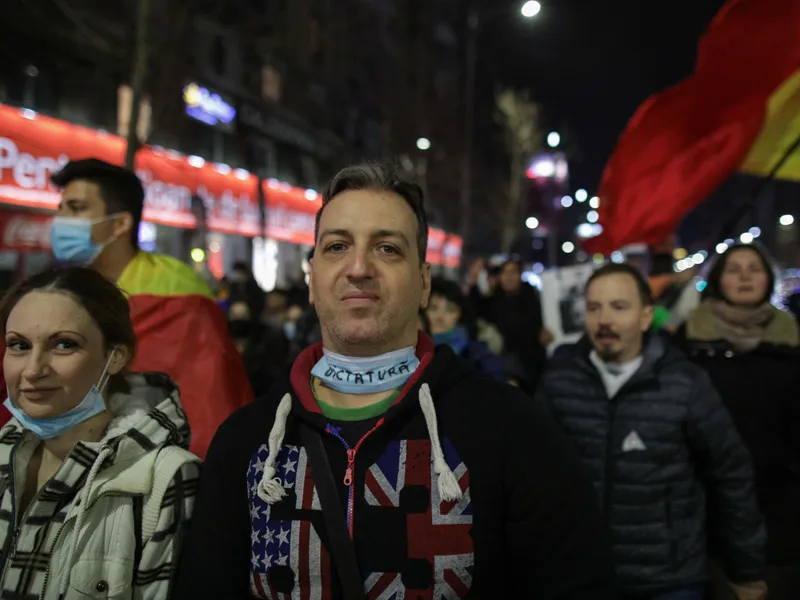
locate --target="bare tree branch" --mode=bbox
[495,88,544,253]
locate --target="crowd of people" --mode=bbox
[0,157,795,599]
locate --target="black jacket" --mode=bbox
[674,307,800,565]
[536,335,766,596]
[175,335,618,599]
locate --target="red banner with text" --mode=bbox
[0,104,461,265]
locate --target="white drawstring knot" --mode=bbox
[419,384,463,503]
[258,386,462,507]
[62,444,113,595]
[257,393,292,504]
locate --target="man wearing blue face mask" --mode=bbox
[176,161,618,600]
[15,158,255,459]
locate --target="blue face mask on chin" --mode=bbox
[50,215,120,265]
[4,351,117,440]
[311,346,420,394]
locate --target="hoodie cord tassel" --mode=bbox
[419,384,463,503]
[258,393,292,505]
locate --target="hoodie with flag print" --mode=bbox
[175,334,618,599]
[0,372,201,600]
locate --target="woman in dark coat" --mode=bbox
[674,244,800,600]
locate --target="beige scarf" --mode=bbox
[707,299,784,352]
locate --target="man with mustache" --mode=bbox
[176,161,618,599]
[536,263,767,600]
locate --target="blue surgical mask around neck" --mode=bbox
[4,350,117,440]
[311,346,419,394]
[50,214,121,265]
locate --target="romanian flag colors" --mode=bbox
[586,0,800,255]
[118,251,253,458]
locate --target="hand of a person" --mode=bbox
[730,580,767,600]
[539,328,554,346]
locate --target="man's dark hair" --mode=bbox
[585,262,653,306]
[315,161,428,263]
[704,243,775,304]
[51,158,144,248]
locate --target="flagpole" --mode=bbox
[715,131,800,248]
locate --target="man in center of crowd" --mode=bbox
[175,161,617,598]
[537,263,768,600]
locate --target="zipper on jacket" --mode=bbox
[602,399,619,519]
[38,491,145,599]
[324,419,384,538]
[0,440,22,590]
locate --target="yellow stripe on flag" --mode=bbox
[739,69,800,181]
[118,251,214,298]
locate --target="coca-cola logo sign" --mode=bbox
[1,214,52,250]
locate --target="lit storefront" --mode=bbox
[0,103,463,290]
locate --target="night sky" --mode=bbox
[476,0,728,195]
[467,0,753,253]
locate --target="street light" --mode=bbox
[740,232,754,244]
[562,241,575,254]
[461,3,541,246]
[525,216,539,230]
[587,210,599,223]
[521,1,542,18]
[780,214,794,226]
[416,137,431,151]
[546,131,560,148]
[575,189,588,202]
[589,196,600,209]
[560,195,573,208]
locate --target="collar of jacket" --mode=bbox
[573,332,667,387]
[0,372,190,503]
[287,333,438,428]
[685,301,800,347]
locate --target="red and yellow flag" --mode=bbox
[119,252,253,457]
[586,0,800,255]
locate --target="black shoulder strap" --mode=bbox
[299,424,365,600]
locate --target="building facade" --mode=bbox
[0,0,463,289]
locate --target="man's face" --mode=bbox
[57,180,130,245]
[310,189,431,356]
[585,273,653,363]
[499,262,521,293]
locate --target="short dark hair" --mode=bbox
[429,276,478,337]
[0,267,138,393]
[51,158,144,248]
[585,263,653,306]
[704,243,775,304]
[315,161,428,263]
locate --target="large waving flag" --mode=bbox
[119,251,253,457]
[586,0,800,255]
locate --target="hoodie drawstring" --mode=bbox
[257,394,292,504]
[418,384,463,502]
[61,444,113,595]
[258,385,463,505]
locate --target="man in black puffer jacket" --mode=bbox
[537,263,767,600]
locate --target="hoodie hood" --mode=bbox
[0,371,191,589]
[256,333,476,506]
[2,371,190,457]
[286,332,475,427]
